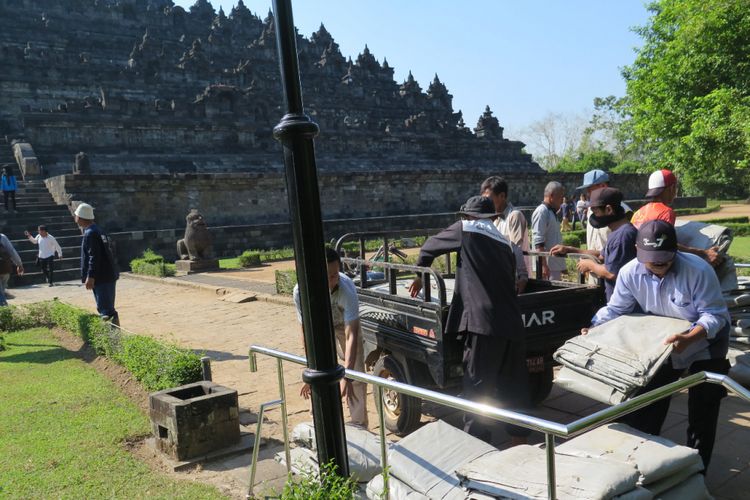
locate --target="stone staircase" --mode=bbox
[2,179,81,286]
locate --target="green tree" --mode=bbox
[623,0,750,196]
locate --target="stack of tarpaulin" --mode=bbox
[356,420,710,499]
[723,277,750,386]
[552,314,690,405]
[675,220,750,386]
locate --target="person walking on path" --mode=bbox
[409,195,530,445]
[74,203,119,325]
[24,225,63,287]
[0,232,24,304]
[531,181,567,280]
[587,220,730,470]
[293,247,368,427]
[1,166,17,213]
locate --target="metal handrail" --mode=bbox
[247,344,750,499]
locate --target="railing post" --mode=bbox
[271,0,349,477]
[545,433,557,499]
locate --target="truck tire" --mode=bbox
[528,362,554,405]
[372,355,422,436]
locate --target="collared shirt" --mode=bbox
[32,234,63,259]
[293,272,359,327]
[591,252,729,369]
[531,203,566,271]
[494,203,530,280]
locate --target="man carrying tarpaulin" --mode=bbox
[587,220,730,469]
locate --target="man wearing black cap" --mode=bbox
[587,220,730,469]
[409,195,529,445]
[550,187,637,301]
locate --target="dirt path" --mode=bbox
[679,203,750,221]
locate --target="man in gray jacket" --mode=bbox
[0,233,24,304]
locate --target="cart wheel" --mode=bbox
[528,362,554,405]
[372,355,422,436]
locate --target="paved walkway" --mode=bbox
[7,272,750,499]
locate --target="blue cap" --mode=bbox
[577,169,610,190]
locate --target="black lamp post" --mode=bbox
[270,0,350,477]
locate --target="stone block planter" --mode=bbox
[149,381,240,460]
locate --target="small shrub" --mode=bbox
[562,233,582,247]
[239,250,262,267]
[0,332,5,351]
[276,270,298,295]
[278,460,358,500]
[130,249,175,277]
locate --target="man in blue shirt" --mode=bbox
[1,166,17,212]
[588,220,730,469]
[75,202,120,325]
[550,188,637,300]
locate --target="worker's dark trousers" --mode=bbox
[622,355,730,471]
[462,332,531,442]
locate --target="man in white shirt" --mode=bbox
[293,247,368,427]
[531,182,566,280]
[25,225,63,286]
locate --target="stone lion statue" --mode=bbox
[177,209,213,261]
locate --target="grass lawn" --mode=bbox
[0,328,227,499]
[219,256,241,269]
[730,236,750,261]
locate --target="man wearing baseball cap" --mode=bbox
[409,196,530,445]
[588,220,730,470]
[630,169,678,229]
[578,170,633,285]
[549,187,637,300]
[631,169,722,267]
[74,202,120,325]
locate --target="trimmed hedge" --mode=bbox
[130,249,175,277]
[704,216,750,225]
[275,269,298,295]
[673,204,721,216]
[239,250,262,267]
[562,233,583,247]
[1,301,202,391]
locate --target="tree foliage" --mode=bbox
[623,0,750,196]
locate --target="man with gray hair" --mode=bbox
[531,182,566,280]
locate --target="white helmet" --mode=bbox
[74,202,95,220]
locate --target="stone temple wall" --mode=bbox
[46,171,651,233]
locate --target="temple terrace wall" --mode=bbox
[46,171,652,233]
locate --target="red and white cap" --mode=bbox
[645,169,677,198]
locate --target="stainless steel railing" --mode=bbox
[247,344,750,499]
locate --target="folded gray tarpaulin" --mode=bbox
[555,423,703,486]
[653,473,712,500]
[455,444,640,499]
[675,220,737,292]
[728,348,750,387]
[386,420,497,500]
[289,422,386,482]
[553,315,688,404]
[366,474,430,500]
[555,366,631,405]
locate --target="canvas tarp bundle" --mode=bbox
[556,423,703,485]
[384,420,497,500]
[553,315,689,404]
[455,444,640,499]
[288,422,385,482]
[676,220,737,292]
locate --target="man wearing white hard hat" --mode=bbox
[74,202,120,325]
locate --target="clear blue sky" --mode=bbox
[175,1,650,140]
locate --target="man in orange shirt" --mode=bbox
[631,169,677,228]
[632,169,721,267]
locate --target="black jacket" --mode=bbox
[416,219,524,339]
[80,224,118,283]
